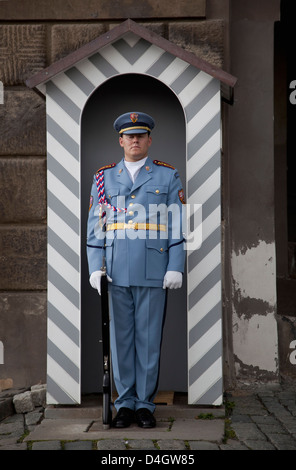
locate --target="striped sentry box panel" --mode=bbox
[44,30,222,405]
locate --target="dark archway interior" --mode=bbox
[80,73,188,394]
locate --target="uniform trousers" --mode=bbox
[108,285,167,413]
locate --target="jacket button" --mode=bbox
[129,211,134,216]
[155,189,160,193]
[131,194,136,199]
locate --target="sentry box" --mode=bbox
[26,19,236,407]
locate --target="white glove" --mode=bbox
[89,270,112,295]
[163,271,183,289]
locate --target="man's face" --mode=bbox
[119,132,152,162]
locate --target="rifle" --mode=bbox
[100,256,112,429]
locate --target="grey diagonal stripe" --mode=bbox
[88,52,118,77]
[48,302,80,347]
[188,150,220,198]
[65,67,95,96]
[189,264,221,310]
[189,301,221,348]
[113,38,151,64]
[47,116,79,161]
[188,225,221,272]
[188,190,221,241]
[145,51,176,76]
[171,65,200,95]
[47,338,80,383]
[47,190,79,235]
[194,378,223,405]
[201,189,221,221]
[47,153,79,198]
[46,375,77,405]
[48,265,79,309]
[189,339,222,386]
[185,77,219,123]
[187,113,220,160]
[46,81,81,124]
[48,227,79,271]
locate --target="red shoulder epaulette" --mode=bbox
[96,163,116,173]
[153,160,175,170]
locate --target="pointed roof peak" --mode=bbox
[26,19,236,90]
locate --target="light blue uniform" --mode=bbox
[87,156,185,412]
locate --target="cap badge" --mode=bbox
[130,113,139,123]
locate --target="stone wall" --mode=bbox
[0,1,225,389]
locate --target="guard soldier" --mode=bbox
[86,112,185,428]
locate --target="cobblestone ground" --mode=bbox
[225,386,296,450]
[1,385,296,450]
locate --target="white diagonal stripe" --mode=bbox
[46,133,80,180]
[188,282,221,331]
[48,208,79,254]
[47,95,80,144]
[179,72,213,108]
[135,44,165,71]
[48,245,80,289]
[187,92,220,142]
[158,57,189,85]
[47,357,80,403]
[76,58,107,86]
[189,244,221,293]
[48,319,80,368]
[188,320,222,369]
[188,359,222,405]
[187,131,220,176]
[201,207,221,242]
[48,282,80,329]
[51,75,88,108]
[47,171,80,213]
[187,168,220,205]
[99,44,133,73]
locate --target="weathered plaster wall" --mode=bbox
[228,0,281,385]
[231,241,278,380]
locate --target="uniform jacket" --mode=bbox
[86,156,186,287]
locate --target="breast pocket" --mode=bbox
[146,185,169,227]
[106,188,119,206]
[146,185,168,204]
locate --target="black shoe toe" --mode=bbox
[135,408,156,428]
[112,407,135,428]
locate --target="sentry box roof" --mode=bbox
[26,19,237,101]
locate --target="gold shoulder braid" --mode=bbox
[96,163,116,173]
[153,159,175,170]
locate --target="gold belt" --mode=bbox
[106,223,167,232]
